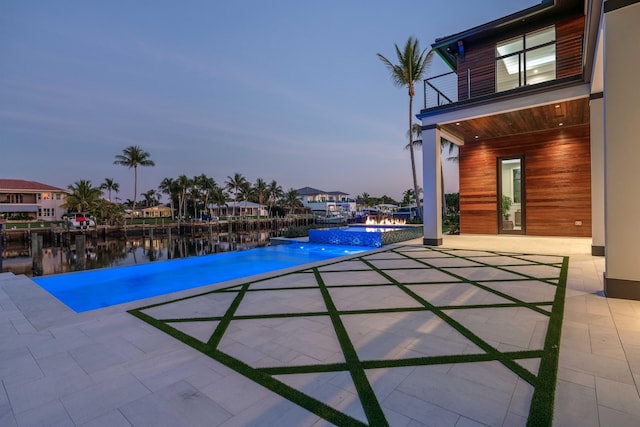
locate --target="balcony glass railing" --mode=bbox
[423,34,583,110]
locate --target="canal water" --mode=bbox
[1,230,281,277]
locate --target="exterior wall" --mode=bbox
[603,0,640,297]
[0,190,67,221]
[457,15,585,101]
[459,124,591,237]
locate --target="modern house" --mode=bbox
[0,179,69,221]
[417,0,639,299]
[296,187,356,215]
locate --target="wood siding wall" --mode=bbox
[459,125,592,237]
[556,15,585,78]
[458,40,495,101]
[457,15,585,100]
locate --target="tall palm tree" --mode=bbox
[100,178,119,202]
[158,177,176,220]
[225,173,248,217]
[267,180,284,215]
[196,174,217,217]
[283,188,302,215]
[175,175,191,220]
[113,146,155,213]
[210,187,228,218]
[406,124,458,215]
[64,180,103,213]
[378,37,433,219]
[252,178,268,218]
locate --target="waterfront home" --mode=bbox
[208,201,268,218]
[296,186,356,216]
[418,0,639,298]
[0,179,68,221]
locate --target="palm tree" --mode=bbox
[188,181,202,219]
[158,177,177,220]
[283,188,302,215]
[378,37,433,219]
[113,146,155,213]
[267,180,284,215]
[175,175,191,220]
[210,187,228,218]
[100,178,119,202]
[64,180,103,213]
[406,124,458,215]
[196,174,217,218]
[141,189,160,207]
[252,178,268,218]
[225,173,248,217]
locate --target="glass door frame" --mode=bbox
[497,155,526,235]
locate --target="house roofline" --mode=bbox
[432,0,584,70]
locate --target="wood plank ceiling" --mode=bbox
[439,97,590,143]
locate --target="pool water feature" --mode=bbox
[33,243,366,312]
[308,224,423,247]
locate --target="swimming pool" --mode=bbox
[33,243,366,313]
[308,225,423,247]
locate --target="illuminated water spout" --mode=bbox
[365,217,406,226]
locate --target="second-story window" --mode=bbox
[496,26,556,92]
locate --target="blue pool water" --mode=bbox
[33,243,366,313]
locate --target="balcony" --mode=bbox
[423,34,584,111]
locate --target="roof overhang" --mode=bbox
[432,0,585,71]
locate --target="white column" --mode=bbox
[590,95,605,256]
[603,0,640,299]
[422,126,442,245]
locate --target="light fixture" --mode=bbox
[456,122,460,126]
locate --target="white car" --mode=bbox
[66,213,96,228]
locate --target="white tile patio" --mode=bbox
[0,234,638,426]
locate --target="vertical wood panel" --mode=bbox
[457,14,585,98]
[459,125,592,237]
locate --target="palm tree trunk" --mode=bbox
[133,166,138,213]
[408,89,423,219]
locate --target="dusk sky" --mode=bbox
[1,0,537,203]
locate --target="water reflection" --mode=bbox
[1,231,276,277]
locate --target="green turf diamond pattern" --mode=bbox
[130,245,568,426]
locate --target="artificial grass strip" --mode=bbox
[206,283,249,349]
[360,257,539,386]
[394,252,555,316]
[313,267,390,427]
[129,246,571,427]
[211,350,368,427]
[526,256,569,427]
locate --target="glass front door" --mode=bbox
[498,157,525,234]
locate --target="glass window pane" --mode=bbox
[496,36,523,58]
[525,26,555,49]
[526,44,556,85]
[497,53,521,91]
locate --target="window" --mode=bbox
[496,26,556,92]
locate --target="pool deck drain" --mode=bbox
[1,236,639,426]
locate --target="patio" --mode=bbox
[1,235,638,426]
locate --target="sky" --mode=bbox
[0,0,538,203]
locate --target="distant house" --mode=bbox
[296,187,356,215]
[0,179,68,221]
[139,206,172,218]
[209,201,268,218]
